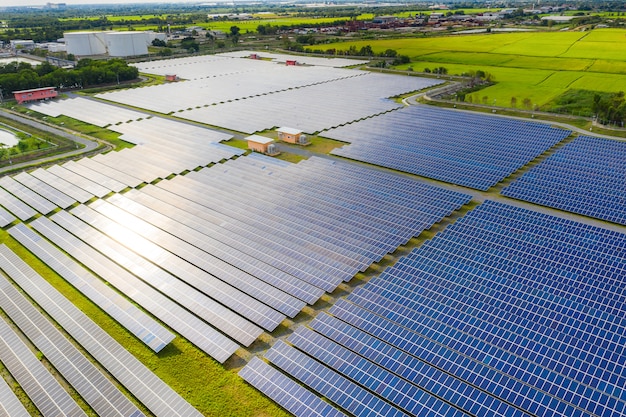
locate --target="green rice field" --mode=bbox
[319,28,626,108]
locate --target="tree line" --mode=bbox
[0,59,138,94]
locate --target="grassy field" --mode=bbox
[319,28,626,109]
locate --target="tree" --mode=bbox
[510,97,517,107]
[230,25,240,37]
[523,98,532,109]
[17,140,28,153]
[180,37,199,52]
[152,38,167,47]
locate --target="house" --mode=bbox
[247,135,280,156]
[277,127,309,145]
[13,87,58,104]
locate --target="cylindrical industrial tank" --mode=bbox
[105,32,149,57]
[64,31,108,56]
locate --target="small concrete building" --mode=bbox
[247,135,279,155]
[277,127,309,145]
[13,87,58,104]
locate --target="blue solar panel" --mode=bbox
[239,357,348,417]
[326,105,571,190]
[246,200,626,417]
[502,135,626,225]
[288,327,471,417]
[265,340,410,417]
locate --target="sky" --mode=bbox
[4,0,220,7]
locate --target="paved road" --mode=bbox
[0,109,100,174]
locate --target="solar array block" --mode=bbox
[326,105,571,190]
[0,244,203,417]
[0,373,29,417]
[61,160,127,193]
[112,187,324,306]
[27,96,146,127]
[70,203,284,333]
[52,208,263,346]
[266,340,411,417]
[13,171,76,209]
[8,222,174,352]
[30,168,94,203]
[29,215,238,362]
[0,316,87,417]
[98,63,359,114]
[0,206,15,227]
[239,358,348,417]
[0,259,145,417]
[0,187,36,221]
[76,157,144,188]
[47,164,111,198]
[0,176,57,215]
[180,73,441,133]
[245,200,626,417]
[92,195,304,318]
[502,135,626,224]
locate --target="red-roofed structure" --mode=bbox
[13,87,58,104]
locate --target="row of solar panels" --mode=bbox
[324,105,626,226]
[503,135,626,225]
[241,200,626,417]
[0,244,201,417]
[325,105,572,191]
[97,63,362,114]
[0,146,470,367]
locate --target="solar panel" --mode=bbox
[13,172,76,209]
[0,244,203,417]
[8,222,175,353]
[61,160,127,193]
[30,168,94,203]
[0,206,16,228]
[326,105,571,190]
[0,372,29,417]
[0,187,36,221]
[266,340,411,417]
[0,176,57,215]
[239,357,348,417]
[52,208,264,346]
[29,215,238,363]
[0,258,145,417]
[0,316,87,417]
[502,135,626,225]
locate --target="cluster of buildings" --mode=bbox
[5,31,166,59]
[247,127,309,156]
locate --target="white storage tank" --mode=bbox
[106,32,149,57]
[65,31,107,56]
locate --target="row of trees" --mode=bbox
[593,92,626,126]
[0,59,138,94]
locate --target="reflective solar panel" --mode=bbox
[0,316,87,417]
[0,372,29,417]
[8,222,174,352]
[0,261,144,417]
[0,244,203,417]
